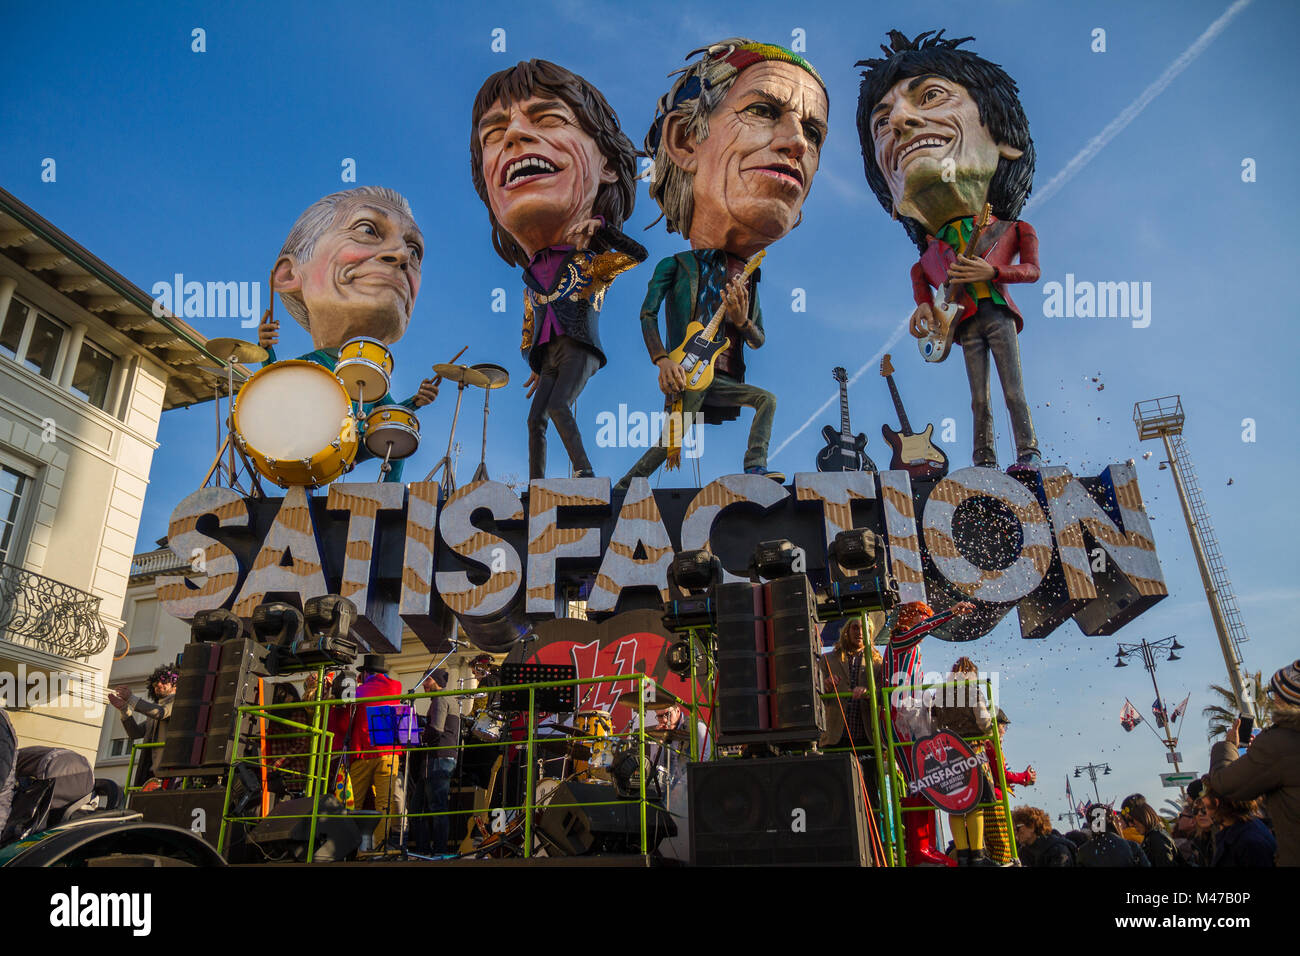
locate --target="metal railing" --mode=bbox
[0,560,108,659]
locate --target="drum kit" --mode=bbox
[196,330,511,495]
[422,361,509,492]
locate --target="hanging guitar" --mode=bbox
[667,250,765,391]
[816,366,876,472]
[880,353,949,480]
[916,202,992,364]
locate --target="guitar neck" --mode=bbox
[885,374,912,434]
[839,380,852,437]
[702,252,764,339]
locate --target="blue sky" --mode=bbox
[4,0,1296,824]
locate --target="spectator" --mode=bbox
[1208,659,1300,866]
[328,655,403,850]
[1189,791,1216,866]
[107,665,178,787]
[1202,784,1276,867]
[1122,794,1181,867]
[1171,799,1201,865]
[1012,806,1075,866]
[1076,805,1150,867]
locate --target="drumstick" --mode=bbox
[431,346,469,384]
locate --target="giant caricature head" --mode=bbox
[856,30,1035,251]
[471,60,639,267]
[646,40,828,256]
[274,186,423,350]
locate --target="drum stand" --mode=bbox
[198,361,264,498]
[424,378,470,492]
[471,384,491,483]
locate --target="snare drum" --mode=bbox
[471,712,505,743]
[363,404,420,459]
[232,360,358,487]
[335,336,394,401]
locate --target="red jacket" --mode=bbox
[985,740,1032,800]
[328,672,404,761]
[911,217,1040,333]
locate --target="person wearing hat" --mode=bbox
[328,654,404,849]
[1208,660,1300,866]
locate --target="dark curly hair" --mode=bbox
[470,59,639,267]
[855,30,1036,252]
[146,665,179,701]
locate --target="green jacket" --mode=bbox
[638,250,765,422]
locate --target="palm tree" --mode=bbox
[1202,672,1269,741]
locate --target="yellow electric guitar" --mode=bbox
[667,250,765,391]
[917,203,992,364]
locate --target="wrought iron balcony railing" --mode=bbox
[0,560,109,660]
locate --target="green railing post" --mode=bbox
[524,686,536,858]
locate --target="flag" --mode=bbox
[1170,693,1190,724]
[1152,697,1168,729]
[1120,698,1143,732]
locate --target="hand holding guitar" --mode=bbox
[908,302,937,339]
[946,253,996,284]
[656,357,687,396]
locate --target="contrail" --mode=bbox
[1028,0,1253,209]
[773,0,1252,457]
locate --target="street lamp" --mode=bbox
[1073,762,1112,803]
[1114,635,1185,775]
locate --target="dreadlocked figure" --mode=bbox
[108,664,178,789]
[857,31,1042,472]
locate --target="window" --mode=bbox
[23,313,63,379]
[70,340,114,409]
[0,299,26,359]
[108,737,130,758]
[0,464,28,566]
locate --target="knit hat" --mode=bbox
[1270,660,1300,707]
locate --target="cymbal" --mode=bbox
[645,727,691,743]
[433,363,491,388]
[640,689,684,710]
[470,362,510,389]
[206,337,268,365]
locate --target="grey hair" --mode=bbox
[645,38,757,238]
[277,186,416,329]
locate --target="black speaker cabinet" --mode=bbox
[129,787,233,850]
[714,582,770,740]
[535,781,675,856]
[688,754,872,866]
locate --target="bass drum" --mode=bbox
[232,360,358,488]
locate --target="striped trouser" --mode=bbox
[983,806,1012,864]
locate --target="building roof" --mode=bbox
[0,186,253,410]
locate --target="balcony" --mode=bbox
[0,560,109,660]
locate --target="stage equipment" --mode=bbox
[817,528,898,619]
[751,538,800,581]
[157,636,270,775]
[335,336,394,402]
[572,710,615,782]
[245,795,361,862]
[363,404,420,470]
[129,788,232,849]
[232,360,359,488]
[663,549,720,632]
[688,753,872,866]
[611,750,668,803]
[766,575,825,742]
[469,362,510,482]
[498,663,577,712]
[816,366,876,472]
[536,780,675,856]
[424,363,492,492]
[190,607,243,643]
[666,635,707,677]
[714,582,770,741]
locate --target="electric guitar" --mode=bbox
[917,202,992,364]
[880,353,949,480]
[667,250,765,392]
[816,366,876,473]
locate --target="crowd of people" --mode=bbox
[1013,659,1299,867]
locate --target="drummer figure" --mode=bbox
[258,186,439,482]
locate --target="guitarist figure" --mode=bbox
[857,31,1042,472]
[615,40,829,490]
